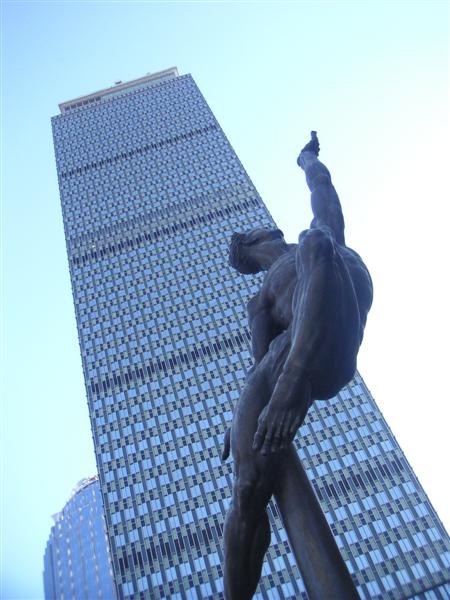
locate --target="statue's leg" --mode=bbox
[291,227,360,390]
[223,454,274,600]
[224,335,291,600]
[254,229,360,454]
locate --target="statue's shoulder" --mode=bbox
[277,244,298,264]
[266,246,297,278]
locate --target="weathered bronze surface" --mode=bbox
[223,132,373,599]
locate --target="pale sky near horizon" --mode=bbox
[2,1,449,599]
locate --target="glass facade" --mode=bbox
[43,476,116,599]
[52,69,450,599]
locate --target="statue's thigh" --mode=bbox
[232,332,291,459]
[232,366,271,455]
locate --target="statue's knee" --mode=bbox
[298,228,334,263]
[299,227,332,248]
[235,478,255,508]
[234,475,265,516]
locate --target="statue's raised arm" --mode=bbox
[298,131,345,245]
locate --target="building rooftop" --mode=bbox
[58,67,179,113]
[51,475,99,523]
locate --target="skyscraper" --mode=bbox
[52,68,450,599]
[43,476,116,600]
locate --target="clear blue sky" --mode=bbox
[1,1,449,598]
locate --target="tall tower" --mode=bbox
[52,69,450,600]
[43,476,116,600]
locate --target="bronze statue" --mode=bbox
[222,132,373,600]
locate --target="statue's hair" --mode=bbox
[229,232,260,274]
[229,232,244,269]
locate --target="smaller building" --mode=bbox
[43,475,116,600]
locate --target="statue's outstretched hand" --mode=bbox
[297,131,320,168]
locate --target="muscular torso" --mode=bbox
[248,242,373,373]
[258,249,297,328]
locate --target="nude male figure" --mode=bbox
[222,132,373,600]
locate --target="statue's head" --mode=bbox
[229,228,287,274]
